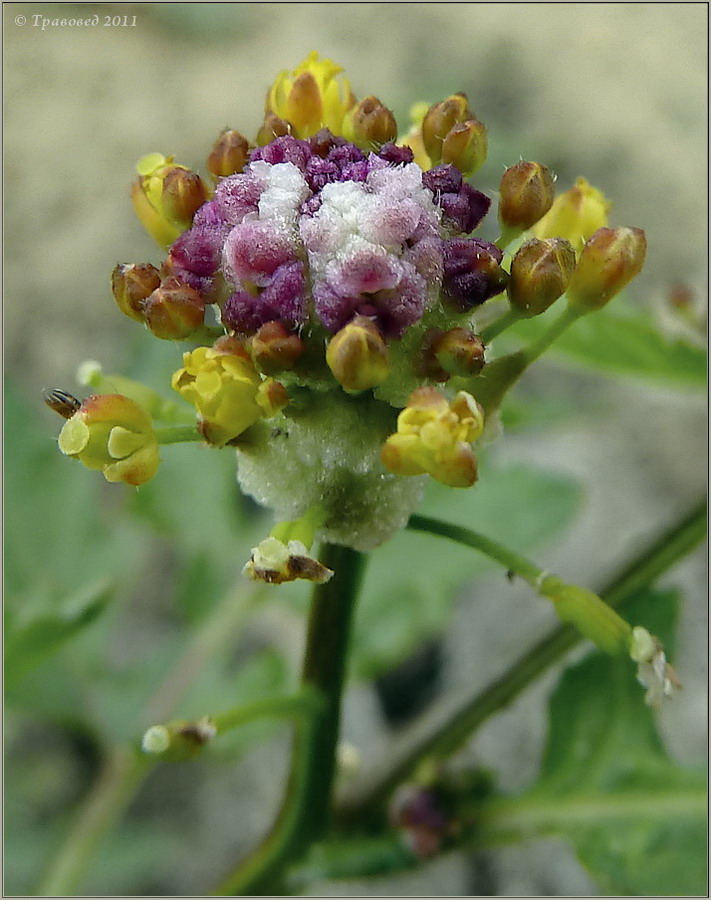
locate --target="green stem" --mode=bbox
[37,747,151,896]
[212,691,322,734]
[467,303,583,416]
[214,543,368,896]
[480,308,522,343]
[408,516,633,654]
[155,424,202,445]
[408,515,543,586]
[337,501,706,823]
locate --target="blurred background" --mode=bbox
[4,3,707,896]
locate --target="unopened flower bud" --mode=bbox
[141,717,217,761]
[143,277,206,340]
[326,316,390,393]
[256,112,293,146]
[567,227,646,312]
[442,238,508,311]
[251,321,306,374]
[207,129,251,178]
[441,118,487,175]
[161,167,208,225]
[432,328,486,378]
[111,263,161,322]
[342,96,397,149]
[132,154,207,249]
[266,51,355,139]
[533,176,611,252]
[499,161,556,231]
[389,783,457,859]
[507,238,576,317]
[422,93,472,165]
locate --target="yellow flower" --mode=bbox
[381,388,484,487]
[171,337,287,447]
[533,177,611,253]
[266,51,356,139]
[131,153,207,249]
[57,394,159,486]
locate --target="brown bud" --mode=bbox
[326,316,390,392]
[508,238,576,317]
[111,263,161,322]
[567,227,646,311]
[143,277,206,340]
[342,96,397,149]
[207,129,251,178]
[422,93,472,164]
[434,328,486,377]
[161,167,207,225]
[251,321,306,374]
[441,119,488,175]
[499,162,556,231]
[256,112,293,146]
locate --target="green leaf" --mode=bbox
[351,462,581,678]
[5,581,112,688]
[502,301,707,388]
[491,588,707,895]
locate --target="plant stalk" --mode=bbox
[214,543,367,895]
[337,500,706,823]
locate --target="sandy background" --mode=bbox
[4,3,708,896]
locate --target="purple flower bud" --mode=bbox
[214,173,265,225]
[170,223,229,277]
[439,184,491,234]
[250,135,312,171]
[340,160,370,182]
[442,237,508,309]
[332,249,402,296]
[223,221,297,287]
[309,128,347,158]
[422,164,463,196]
[193,200,228,228]
[223,261,307,334]
[378,143,415,165]
[305,156,340,192]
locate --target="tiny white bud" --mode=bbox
[142,725,171,755]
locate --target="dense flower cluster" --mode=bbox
[49,52,646,555]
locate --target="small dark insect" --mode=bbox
[506,569,516,582]
[43,388,81,419]
[271,427,288,439]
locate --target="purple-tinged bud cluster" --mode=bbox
[161,131,500,339]
[301,159,444,337]
[442,238,507,310]
[422,164,490,235]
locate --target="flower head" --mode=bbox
[265,51,355,139]
[381,388,484,487]
[171,337,287,446]
[57,394,159,485]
